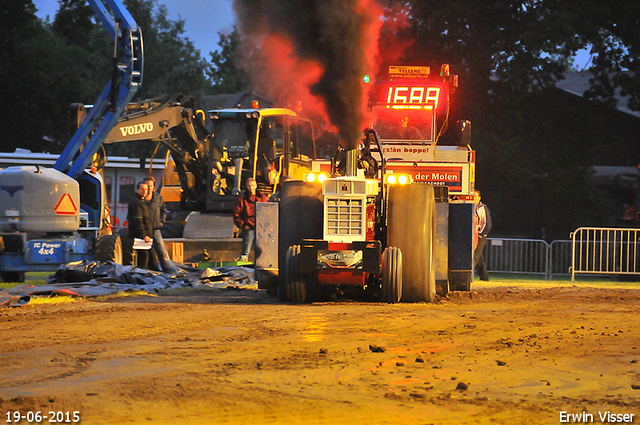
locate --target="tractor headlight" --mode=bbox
[385,173,411,185]
[304,172,329,183]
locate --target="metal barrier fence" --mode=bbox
[485,238,574,279]
[570,227,640,282]
[484,229,640,280]
[485,238,550,277]
[549,240,573,277]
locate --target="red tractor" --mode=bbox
[258,65,476,302]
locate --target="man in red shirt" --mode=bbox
[233,178,269,262]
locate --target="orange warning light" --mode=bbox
[54,193,78,215]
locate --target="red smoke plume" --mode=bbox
[238,33,333,132]
[233,0,382,150]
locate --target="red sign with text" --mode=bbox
[388,166,464,191]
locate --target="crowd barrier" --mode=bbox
[569,227,640,282]
[484,229,638,280]
[485,238,551,277]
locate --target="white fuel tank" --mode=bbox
[0,166,80,232]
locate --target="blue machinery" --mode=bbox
[0,0,142,280]
[54,0,143,179]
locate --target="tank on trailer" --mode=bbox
[0,166,80,233]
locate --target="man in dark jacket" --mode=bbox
[143,176,177,273]
[474,190,492,281]
[233,178,269,261]
[127,181,153,269]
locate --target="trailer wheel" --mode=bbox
[0,272,25,283]
[382,246,402,303]
[388,184,437,302]
[94,235,123,264]
[285,245,307,303]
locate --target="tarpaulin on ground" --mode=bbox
[1,260,257,308]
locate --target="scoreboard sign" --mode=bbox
[380,143,435,162]
[386,163,473,195]
[372,83,445,109]
[384,85,441,109]
[388,66,431,79]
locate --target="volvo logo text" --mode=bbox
[119,122,154,137]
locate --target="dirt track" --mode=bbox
[1,282,640,424]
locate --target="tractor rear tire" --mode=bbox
[382,246,402,303]
[278,181,323,301]
[94,235,123,264]
[388,184,437,302]
[286,245,308,303]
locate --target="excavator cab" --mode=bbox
[204,107,316,212]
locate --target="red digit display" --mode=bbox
[371,83,443,110]
[385,86,440,109]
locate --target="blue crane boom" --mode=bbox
[54,0,143,178]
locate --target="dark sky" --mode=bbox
[33,0,236,55]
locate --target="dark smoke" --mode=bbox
[233,0,381,150]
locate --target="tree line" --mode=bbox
[2,0,639,240]
[0,0,247,155]
[380,0,640,240]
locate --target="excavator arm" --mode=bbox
[91,94,214,207]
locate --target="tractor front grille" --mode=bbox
[325,197,364,237]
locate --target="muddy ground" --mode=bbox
[1,281,639,424]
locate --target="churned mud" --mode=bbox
[1,282,639,424]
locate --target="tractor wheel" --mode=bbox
[388,184,437,302]
[94,235,123,264]
[286,245,308,303]
[382,246,402,303]
[277,270,289,301]
[279,247,296,301]
[278,181,324,302]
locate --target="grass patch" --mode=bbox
[27,295,77,305]
[0,272,51,290]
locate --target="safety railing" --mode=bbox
[570,227,640,282]
[549,240,573,277]
[485,238,575,279]
[485,238,550,277]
